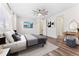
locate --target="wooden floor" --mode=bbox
[47,36,79,56]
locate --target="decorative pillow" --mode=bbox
[12,34,21,41]
[64,35,76,41]
[4,30,15,43]
[13,30,21,36]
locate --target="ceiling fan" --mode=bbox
[32,9,48,16]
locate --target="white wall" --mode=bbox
[16,5,79,38]
[47,5,79,38]
[55,6,79,32]
[46,17,57,38]
[16,15,48,35]
[17,17,40,35]
[63,6,79,32]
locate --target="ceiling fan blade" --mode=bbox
[33,9,48,16]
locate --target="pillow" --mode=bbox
[64,35,76,41]
[12,34,21,41]
[4,30,15,43]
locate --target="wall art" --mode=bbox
[24,22,33,28]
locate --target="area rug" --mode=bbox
[18,42,58,56]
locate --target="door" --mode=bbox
[56,16,64,36]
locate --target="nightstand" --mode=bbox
[0,36,6,44]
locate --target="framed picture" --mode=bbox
[47,21,54,27]
[24,22,33,28]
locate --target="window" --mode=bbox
[0,5,5,32]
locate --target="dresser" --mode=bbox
[63,32,79,37]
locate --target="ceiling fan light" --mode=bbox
[38,13,42,16]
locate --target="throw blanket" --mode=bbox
[24,34,38,46]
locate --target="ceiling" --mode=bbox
[9,3,78,18]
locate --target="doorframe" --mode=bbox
[56,16,64,37]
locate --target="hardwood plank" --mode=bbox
[47,36,79,56]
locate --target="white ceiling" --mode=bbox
[9,3,78,18]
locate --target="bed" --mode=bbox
[24,34,47,47]
[2,30,47,53]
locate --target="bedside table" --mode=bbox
[0,36,6,44]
